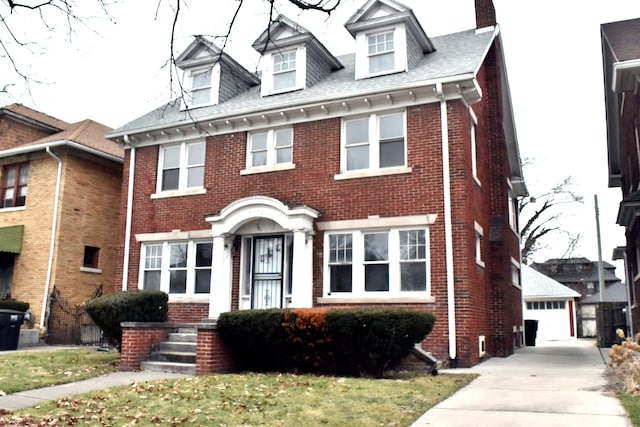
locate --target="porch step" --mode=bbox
[142,327,197,374]
[140,360,196,375]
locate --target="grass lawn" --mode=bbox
[0,356,475,426]
[619,393,640,426]
[0,348,120,394]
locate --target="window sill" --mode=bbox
[80,267,102,274]
[317,295,435,304]
[166,295,211,303]
[240,163,295,175]
[0,206,26,213]
[151,188,207,199]
[334,166,412,181]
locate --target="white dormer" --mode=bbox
[345,0,435,80]
[253,15,342,97]
[176,36,258,109]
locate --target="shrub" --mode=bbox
[606,329,640,394]
[218,307,436,377]
[84,291,168,349]
[0,299,29,312]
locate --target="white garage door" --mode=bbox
[525,300,573,341]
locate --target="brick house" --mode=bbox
[108,0,526,367]
[601,17,640,336]
[0,104,123,330]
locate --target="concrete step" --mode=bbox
[141,360,195,375]
[167,332,197,343]
[151,350,196,364]
[159,341,197,353]
[177,327,197,334]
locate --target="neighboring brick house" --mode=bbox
[108,0,526,367]
[0,104,123,329]
[602,17,640,336]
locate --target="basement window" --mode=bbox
[81,246,102,273]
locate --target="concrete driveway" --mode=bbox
[412,339,631,427]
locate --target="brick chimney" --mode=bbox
[475,0,497,28]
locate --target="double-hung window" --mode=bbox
[141,241,212,297]
[1,163,29,208]
[158,141,205,193]
[273,51,297,91]
[368,31,394,74]
[342,111,405,172]
[190,68,212,106]
[326,227,429,297]
[246,128,293,169]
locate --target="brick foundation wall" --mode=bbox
[120,323,170,371]
[195,325,237,374]
[168,303,209,323]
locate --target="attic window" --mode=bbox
[190,68,212,106]
[273,51,297,91]
[368,31,394,74]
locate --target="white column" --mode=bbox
[209,234,233,319]
[290,229,313,308]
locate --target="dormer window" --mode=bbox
[190,68,213,106]
[273,51,297,91]
[368,31,394,74]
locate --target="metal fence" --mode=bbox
[46,285,103,345]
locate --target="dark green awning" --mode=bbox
[0,225,23,253]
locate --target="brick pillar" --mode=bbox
[120,323,170,371]
[196,325,237,374]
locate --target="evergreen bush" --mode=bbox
[0,299,29,312]
[84,290,168,349]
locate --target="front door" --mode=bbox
[252,236,284,309]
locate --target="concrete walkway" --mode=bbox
[411,339,631,427]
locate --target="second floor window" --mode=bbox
[159,141,205,192]
[342,111,405,172]
[273,51,297,91]
[368,31,394,74]
[2,163,29,208]
[247,128,293,169]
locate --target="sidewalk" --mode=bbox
[411,339,631,427]
[0,370,189,411]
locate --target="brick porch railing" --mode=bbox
[120,321,236,374]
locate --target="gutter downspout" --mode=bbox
[121,135,135,291]
[436,82,457,363]
[41,146,62,328]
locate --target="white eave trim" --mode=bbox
[0,140,124,164]
[108,73,480,146]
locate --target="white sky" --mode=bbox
[2,0,640,278]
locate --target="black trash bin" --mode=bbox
[524,319,538,346]
[0,309,25,351]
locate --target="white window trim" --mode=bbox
[474,221,485,268]
[511,257,521,289]
[339,110,407,175]
[260,46,307,96]
[181,63,220,110]
[153,140,206,197]
[355,24,407,80]
[471,122,481,187]
[507,179,518,234]
[242,127,294,173]
[319,225,432,302]
[138,240,213,301]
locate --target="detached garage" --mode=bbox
[522,264,580,341]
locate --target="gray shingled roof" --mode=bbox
[522,264,581,299]
[110,28,495,137]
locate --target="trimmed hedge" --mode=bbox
[217,307,435,377]
[84,291,168,348]
[0,300,29,312]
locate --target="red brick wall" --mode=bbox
[196,326,237,374]
[120,324,169,371]
[168,302,209,323]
